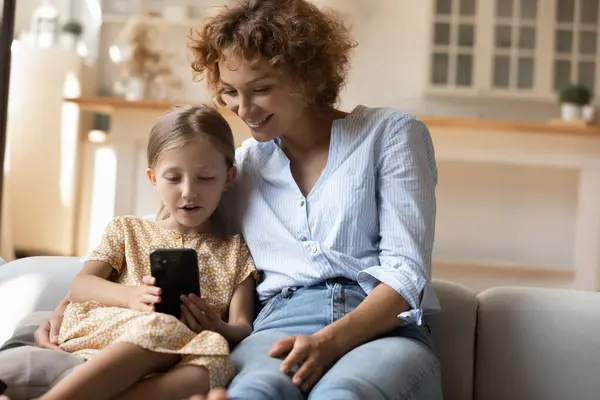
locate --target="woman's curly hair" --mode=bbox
[187,0,357,112]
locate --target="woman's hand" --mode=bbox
[33,314,65,351]
[127,275,161,312]
[180,294,225,334]
[269,333,344,392]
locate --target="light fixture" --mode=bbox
[88,113,110,143]
[88,129,107,143]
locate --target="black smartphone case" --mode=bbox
[150,248,200,319]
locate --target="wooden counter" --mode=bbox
[421,114,600,137]
[64,96,600,137]
[63,96,226,115]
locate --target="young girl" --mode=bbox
[39,104,257,400]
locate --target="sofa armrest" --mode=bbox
[0,256,82,347]
[427,279,478,400]
[475,286,600,400]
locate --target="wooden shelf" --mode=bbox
[63,96,190,113]
[64,96,600,137]
[420,115,600,138]
[102,14,199,28]
[62,96,238,116]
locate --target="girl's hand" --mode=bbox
[269,333,343,392]
[127,275,161,312]
[180,294,225,334]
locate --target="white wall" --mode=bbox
[341,0,431,111]
[6,47,84,256]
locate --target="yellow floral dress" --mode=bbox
[58,216,257,388]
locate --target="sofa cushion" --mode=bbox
[428,279,478,400]
[475,286,600,400]
[0,346,83,400]
[0,311,84,400]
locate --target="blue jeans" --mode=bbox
[228,279,442,399]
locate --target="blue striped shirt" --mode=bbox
[230,105,440,324]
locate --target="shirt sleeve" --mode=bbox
[86,217,126,274]
[357,113,437,325]
[234,236,259,287]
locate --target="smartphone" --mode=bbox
[150,248,200,319]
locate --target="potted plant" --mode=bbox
[559,84,592,121]
[60,20,83,50]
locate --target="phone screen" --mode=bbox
[150,248,200,319]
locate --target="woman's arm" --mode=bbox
[316,282,408,350]
[270,283,410,391]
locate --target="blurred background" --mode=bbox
[1,0,600,293]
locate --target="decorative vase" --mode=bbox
[59,33,78,51]
[582,104,596,123]
[30,0,59,48]
[561,103,582,121]
[124,77,150,101]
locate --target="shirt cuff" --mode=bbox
[398,308,423,326]
[357,265,427,325]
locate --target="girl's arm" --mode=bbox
[218,275,255,344]
[70,261,161,311]
[69,261,127,306]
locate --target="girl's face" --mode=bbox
[218,53,308,142]
[146,137,235,234]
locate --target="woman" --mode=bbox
[33,0,442,398]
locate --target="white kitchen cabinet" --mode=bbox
[429,0,479,94]
[552,0,600,94]
[427,0,600,101]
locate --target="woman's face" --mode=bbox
[218,53,308,142]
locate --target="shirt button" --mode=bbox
[300,201,305,207]
[311,247,317,253]
[300,236,307,242]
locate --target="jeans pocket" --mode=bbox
[252,294,282,329]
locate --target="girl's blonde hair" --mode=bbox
[147,104,235,223]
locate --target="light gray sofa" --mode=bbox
[1,256,600,399]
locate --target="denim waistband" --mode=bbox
[263,277,360,304]
[325,276,357,285]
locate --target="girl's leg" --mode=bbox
[39,342,179,400]
[113,365,210,400]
